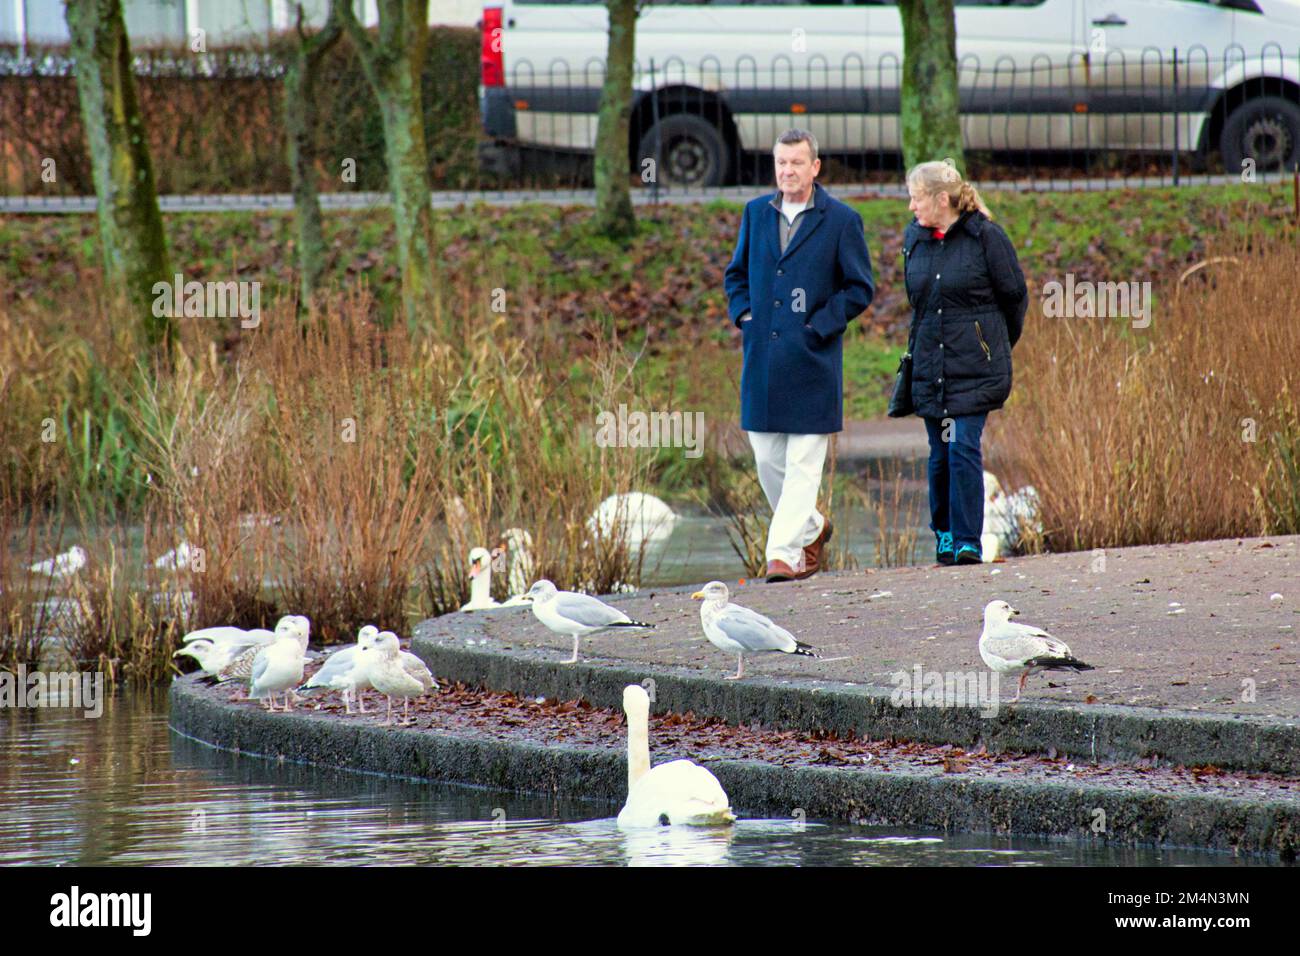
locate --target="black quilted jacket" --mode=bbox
[903,210,1028,419]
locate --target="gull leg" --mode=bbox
[283,690,294,712]
[724,654,744,681]
[383,695,394,727]
[342,688,353,715]
[1012,670,1028,703]
[564,634,580,665]
[403,697,412,726]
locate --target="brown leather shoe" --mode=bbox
[765,559,797,583]
[801,518,834,577]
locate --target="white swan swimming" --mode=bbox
[587,493,677,549]
[616,684,735,829]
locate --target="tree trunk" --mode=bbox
[336,0,436,326]
[65,0,173,359]
[592,0,639,239]
[284,3,343,318]
[898,0,965,175]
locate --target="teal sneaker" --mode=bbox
[955,544,982,565]
[936,531,955,565]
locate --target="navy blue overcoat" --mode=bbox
[724,182,875,434]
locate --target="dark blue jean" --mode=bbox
[923,413,987,552]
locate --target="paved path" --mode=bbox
[452,534,1300,721]
[0,172,1290,214]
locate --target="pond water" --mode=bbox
[0,689,1270,867]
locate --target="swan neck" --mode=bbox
[627,709,651,793]
[471,567,491,602]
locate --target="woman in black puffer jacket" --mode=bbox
[903,162,1028,565]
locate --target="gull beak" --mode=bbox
[1010,607,1020,616]
[691,590,706,600]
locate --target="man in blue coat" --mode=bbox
[724,129,875,582]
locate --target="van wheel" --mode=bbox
[636,114,730,188]
[1221,96,1300,173]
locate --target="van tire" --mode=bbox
[636,114,730,188]
[1220,96,1300,173]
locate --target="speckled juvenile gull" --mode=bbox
[358,632,430,726]
[978,599,1094,702]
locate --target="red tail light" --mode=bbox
[481,7,504,87]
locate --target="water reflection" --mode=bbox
[0,690,1273,867]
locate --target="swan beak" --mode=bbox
[691,590,706,600]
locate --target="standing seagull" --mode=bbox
[522,579,654,664]
[297,625,378,713]
[249,627,309,712]
[215,616,307,688]
[979,600,1094,702]
[358,632,429,726]
[691,580,816,680]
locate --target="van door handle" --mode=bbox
[1091,14,1128,26]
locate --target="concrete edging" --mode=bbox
[412,614,1300,778]
[169,673,1299,858]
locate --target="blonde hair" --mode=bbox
[906,160,993,220]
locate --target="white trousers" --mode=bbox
[747,431,828,567]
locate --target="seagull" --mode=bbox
[182,624,276,647]
[173,638,266,677]
[173,639,224,676]
[460,547,501,611]
[691,580,816,680]
[358,632,430,726]
[29,545,86,578]
[979,600,1094,702]
[397,639,438,695]
[297,625,378,713]
[215,616,308,687]
[522,579,654,664]
[249,628,309,712]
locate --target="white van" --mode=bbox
[478,0,1300,186]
